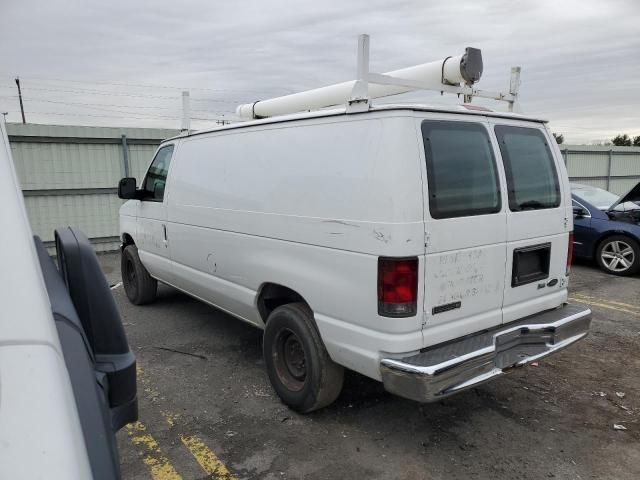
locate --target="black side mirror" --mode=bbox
[55,227,138,432]
[573,206,587,218]
[118,177,137,199]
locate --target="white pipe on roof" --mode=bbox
[236,47,482,120]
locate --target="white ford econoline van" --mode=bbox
[118,103,591,412]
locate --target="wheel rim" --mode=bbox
[272,328,307,392]
[601,240,635,272]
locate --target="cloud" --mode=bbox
[0,0,638,142]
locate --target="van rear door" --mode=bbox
[419,118,507,346]
[490,120,570,323]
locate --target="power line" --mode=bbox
[4,109,229,123]
[1,73,291,96]
[0,95,236,115]
[29,102,193,120]
[0,88,238,126]
[0,83,246,103]
[4,110,179,120]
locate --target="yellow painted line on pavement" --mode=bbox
[180,434,236,480]
[126,421,183,480]
[160,411,235,479]
[569,296,640,317]
[137,365,236,479]
[572,293,640,312]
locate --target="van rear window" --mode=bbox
[422,121,501,219]
[494,126,560,211]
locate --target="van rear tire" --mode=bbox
[263,303,344,413]
[121,245,157,305]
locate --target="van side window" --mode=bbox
[142,145,174,201]
[421,121,501,219]
[494,126,560,211]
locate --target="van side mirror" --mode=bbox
[54,227,138,432]
[573,206,587,218]
[118,177,137,199]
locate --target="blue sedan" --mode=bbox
[571,183,640,276]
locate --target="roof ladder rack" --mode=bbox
[349,34,521,114]
[236,34,521,119]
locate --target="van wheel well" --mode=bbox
[121,233,135,250]
[257,283,308,323]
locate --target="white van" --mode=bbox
[118,103,591,412]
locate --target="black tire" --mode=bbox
[121,245,157,305]
[263,303,344,413]
[595,235,640,276]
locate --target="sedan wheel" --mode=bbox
[596,236,640,276]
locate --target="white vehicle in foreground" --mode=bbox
[0,117,137,478]
[118,37,591,412]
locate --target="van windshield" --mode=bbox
[495,126,560,212]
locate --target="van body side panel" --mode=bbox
[119,200,138,245]
[488,119,570,323]
[416,114,508,348]
[166,114,425,379]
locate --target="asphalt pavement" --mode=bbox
[96,253,640,480]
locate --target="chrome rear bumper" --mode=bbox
[380,304,591,403]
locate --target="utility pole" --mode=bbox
[15,77,26,124]
[181,90,190,133]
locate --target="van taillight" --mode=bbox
[567,232,574,275]
[378,257,418,317]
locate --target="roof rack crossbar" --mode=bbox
[349,34,520,113]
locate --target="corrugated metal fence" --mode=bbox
[8,123,178,252]
[561,145,640,195]
[7,124,640,253]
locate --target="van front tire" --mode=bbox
[263,303,344,413]
[121,245,157,305]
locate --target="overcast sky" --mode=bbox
[1,0,638,143]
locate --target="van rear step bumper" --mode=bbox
[380,304,591,403]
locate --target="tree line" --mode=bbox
[552,133,640,146]
[609,134,640,146]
